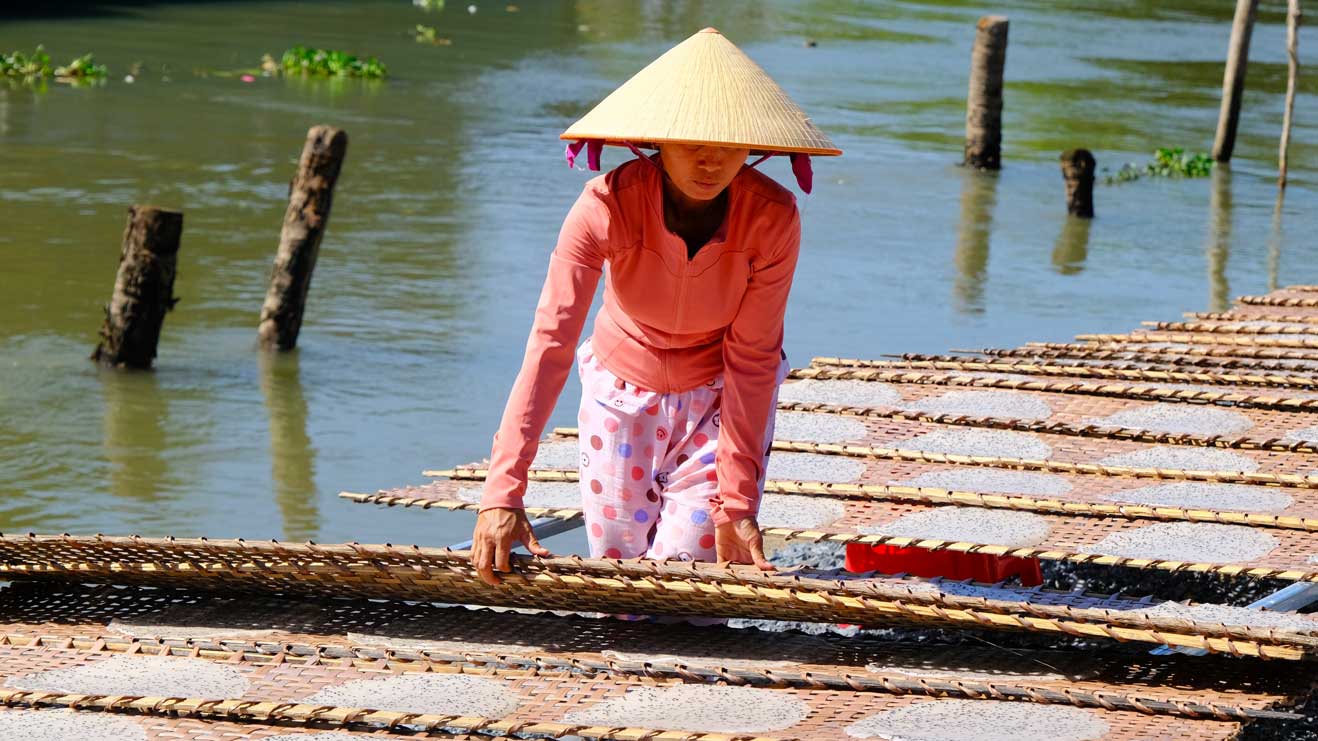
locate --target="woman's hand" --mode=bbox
[714,517,775,571]
[470,507,552,586]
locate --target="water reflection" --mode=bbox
[1051,215,1092,276]
[259,351,319,542]
[1267,188,1285,292]
[953,168,999,314]
[1206,165,1232,312]
[100,368,169,502]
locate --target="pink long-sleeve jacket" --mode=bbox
[479,156,801,525]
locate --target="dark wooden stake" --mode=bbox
[1060,148,1096,218]
[1213,0,1259,163]
[258,125,348,351]
[964,15,1009,170]
[91,206,183,369]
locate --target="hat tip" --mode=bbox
[698,27,721,34]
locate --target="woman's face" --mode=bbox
[658,143,751,203]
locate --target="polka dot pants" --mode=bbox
[575,340,785,562]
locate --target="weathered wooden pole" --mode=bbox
[258,125,348,351]
[1212,0,1259,163]
[1279,0,1301,187]
[1059,148,1095,218]
[91,206,183,369]
[964,15,1009,170]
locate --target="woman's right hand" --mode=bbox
[470,507,552,586]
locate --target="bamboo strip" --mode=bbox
[1187,311,1318,325]
[0,689,758,741]
[1239,295,1318,308]
[1077,333,1318,352]
[864,351,1318,375]
[1141,321,1318,336]
[1008,342,1318,362]
[979,343,1318,369]
[809,356,1318,390]
[0,632,1299,722]
[790,366,1318,411]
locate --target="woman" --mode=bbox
[470,28,840,586]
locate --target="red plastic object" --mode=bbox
[844,544,1042,586]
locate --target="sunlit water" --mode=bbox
[1,0,1315,549]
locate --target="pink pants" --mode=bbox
[575,340,787,562]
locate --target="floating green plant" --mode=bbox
[413,25,452,45]
[278,46,387,78]
[1,45,107,82]
[1104,147,1214,184]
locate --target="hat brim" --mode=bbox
[558,133,842,157]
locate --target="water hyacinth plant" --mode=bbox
[1,45,108,83]
[1104,147,1214,184]
[278,46,387,78]
[413,25,453,45]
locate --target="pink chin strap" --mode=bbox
[565,139,814,194]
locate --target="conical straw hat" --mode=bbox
[562,28,840,156]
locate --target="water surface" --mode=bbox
[1,0,1314,547]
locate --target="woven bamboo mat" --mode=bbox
[774,409,1318,479]
[0,708,498,740]
[814,356,1318,391]
[0,646,1246,741]
[0,534,1314,658]
[778,399,1318,457]
[555,413,1318,481]
[394,452,1318,530]
[352,473,1318,587]
[1,582,1308,721]
[777,373,1318,452]
[791,365,1318,413]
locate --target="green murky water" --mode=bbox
[1,0,1314,547]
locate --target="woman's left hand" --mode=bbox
[714,517,775,571]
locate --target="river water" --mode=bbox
[1,0,1314,548]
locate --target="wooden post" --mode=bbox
[1279,0,1301,187]
[964,15,1009,170]
[1212,0,1259,163]
[258,125,348,351]
[91,206,183,369]
[1059,148,1095,218]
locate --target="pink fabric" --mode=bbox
[575,340,786,559]
[789,153,814,194]
[482,157,801,525]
